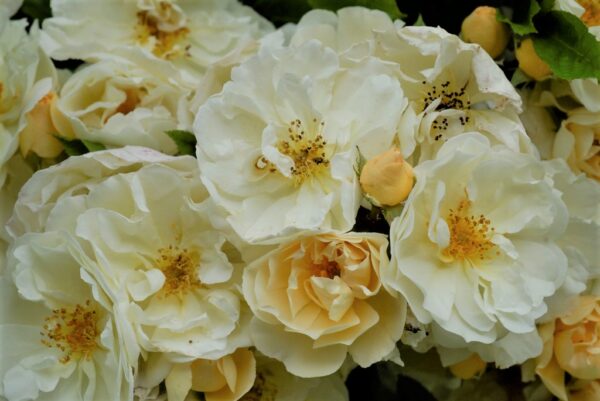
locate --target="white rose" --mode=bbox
[41,0,273,87]
[54,55,193,154]
[0,17,56,183]
[387,26,535,162]
[552,108,600,180]
[242,232,405,377]
[195,40,407,243]
[274,8,535,163]
[384,133,572,367]
[1,233,135,401]
[8,147,249,362]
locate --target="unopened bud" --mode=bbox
[461,6,510,59]
[516,38,552,81]
[359,148,414,207]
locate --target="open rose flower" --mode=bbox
[41,0,273,88]
[278,8,535,163]
[52,55,193,154]
[532,296,600,400]
[1,232,135,401]
[242,232,406,377]
[383,133,576,368]
[195,40,406,243]
[8,147,249,362]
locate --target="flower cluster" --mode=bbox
[1,1,599,401]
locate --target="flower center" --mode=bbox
[442,198,497,262]
[135,2,190,59]
[156,245,200,297]
[422,80,471,112]
[41,300,100,364]
[313,259,341,279]
[579,0,600,26]
[255,119,331,186]
[240,371,278,401]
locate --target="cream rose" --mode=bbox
[137,350,349,401]
[195,40,407,243]
[8,147,249,362]
[533,296,600,400]
[41,0,273,88]
[53,55,193,154]
[0,17,56,183]
[278,8,535,163]
[384,133,575,367]
[552,108,600,181]
[1,232,135,401]
[242,232,406,377]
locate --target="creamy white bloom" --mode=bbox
[8,147,249,362]
[243,232,405,377]
[1,233,134,401]
[54,55,193,154]
[384,133,571,366]
[385,27,535,162]
[552,108,600,180]
[276,8,534,163]
[195,40,407,243]
[0,17,56,184]
[41,0,273,87]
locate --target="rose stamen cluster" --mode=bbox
[135,2,190,59]
[156,245,201,297]
[256,119,330,186]
[41,300,100,364]
[442,198,497,262]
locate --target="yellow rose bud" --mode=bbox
[19,92,64,158]
[359,147,414,207]
[449,353,487,380]
[461,6,510,59]
[516,38,552,81]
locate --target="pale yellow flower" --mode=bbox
[535,296,600,400]
[243,232,406,377]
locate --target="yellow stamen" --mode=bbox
[156,245,200,297]
[255,119,331,186]
[41,300,100,364]
[442,198,497,262]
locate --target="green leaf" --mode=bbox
[55,137,88,157]
[497,0,541,36]
[21,0,52,21]
[307,0,404,20]
[165,130,197,156]
[81,140,106,152]
[533,11,600,80]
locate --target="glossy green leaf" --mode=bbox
[533,11,600,80]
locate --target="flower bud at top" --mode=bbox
[461,6,510,59]
[359,147,414,207]
[516,38,552,81]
